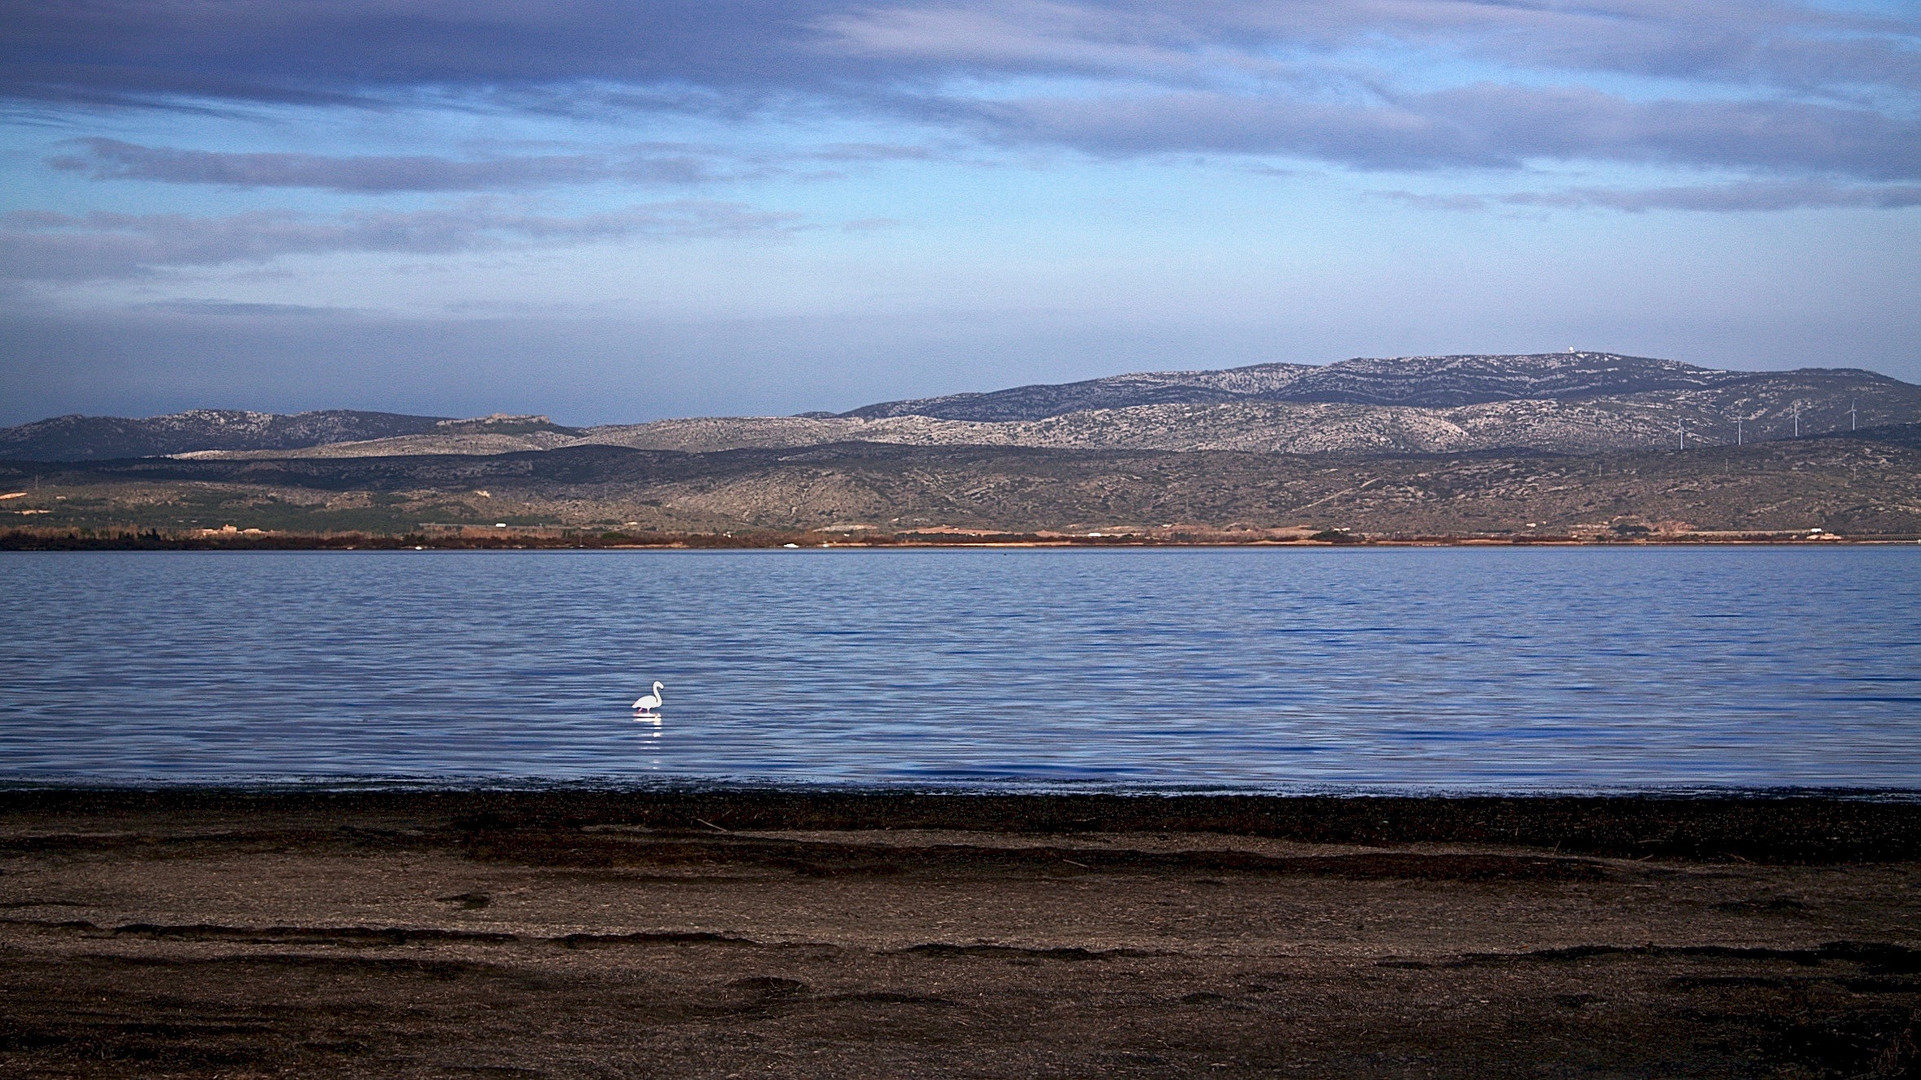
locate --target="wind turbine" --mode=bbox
[1792,403,1801,437]
[1850,398,1858,431]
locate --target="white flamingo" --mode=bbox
[632,681,664,719]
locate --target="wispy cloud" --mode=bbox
[0,201,804,281]
[7,1,1914,105]
[973,85,1921,179]
[48,139,734,192]
[1382,180,1921,213]
[818,1,1221,80]
[4,1,1919,196]
[0,0,857,107]
[46,138,952,193]
[1506,181,1921,213]
[819,0,1921,96]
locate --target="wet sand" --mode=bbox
[2,790,1917,1078]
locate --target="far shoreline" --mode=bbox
[5,526,1916,551]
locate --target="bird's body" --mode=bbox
[633,681,664,718]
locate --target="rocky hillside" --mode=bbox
[8,425,1920,538]
[0,409,452,461]
[153,361,1921,462]
[170,416,586,461]
[0,412,585,461]
[9,354,1919,461]
[593,369,1918,455]
[842,352,1757,419]
[837,362,1316,421]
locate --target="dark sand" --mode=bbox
[2,790,1917,1078]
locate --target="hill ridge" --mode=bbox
[6,354,1919,461]
[8,425,1920,538]
[0,408,455,461]
[840,352,1763,420]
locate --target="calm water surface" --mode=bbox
[2,548,1917,791]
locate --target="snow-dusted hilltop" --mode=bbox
[5,353,1918,461]
[843,352,1773,420]
[0,409,449,461]
[0,411,581,461]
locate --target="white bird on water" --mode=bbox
[632,681,664,719]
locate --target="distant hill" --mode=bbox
[0,411,587,461]
[0,409,452,461]
[591,369,1917,455]
[8,354,1919,462]
[147,357,1921,463]
[838,362,1317,421]
[9,426,1921,538]
[841,352,1849,419]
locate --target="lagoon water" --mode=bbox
[2,547,1918,791]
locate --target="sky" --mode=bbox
[2,0,1918,426]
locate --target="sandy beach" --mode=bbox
[2,790,1917,1078]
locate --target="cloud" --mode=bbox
[6,2,1914,105]
[46,138,958,193]
[47,139,732,192]
[3,1,1918,189]
[817,1,1218,80]
[817,1,1921,95]
[975,84,1921,179]
[1382,180,1921,213]
[1377,190,1490,212]
[0,201,805,281]
[808,142,946,162]
[64,87,1918,194]
[1508,181,1921,213]
[0,1,863,107]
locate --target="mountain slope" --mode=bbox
[9,428,1920,537]
[152,364,1921,461]
[0,409,453,461]
[840,352,1754,419]
[1272,352,1738,406]
[0,411,591,461]
[839,363,1315,421]
[583,372,1920,456]
[9,354,1918,462]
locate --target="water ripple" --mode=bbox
[1,547,1916,790]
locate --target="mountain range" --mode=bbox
[836,351,1755,419]
[7,424,1919,539]
[0,409,456,461]
[6,352,1919,539]
[6,353,1917,462]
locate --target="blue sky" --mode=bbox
[2,0,1918,425]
